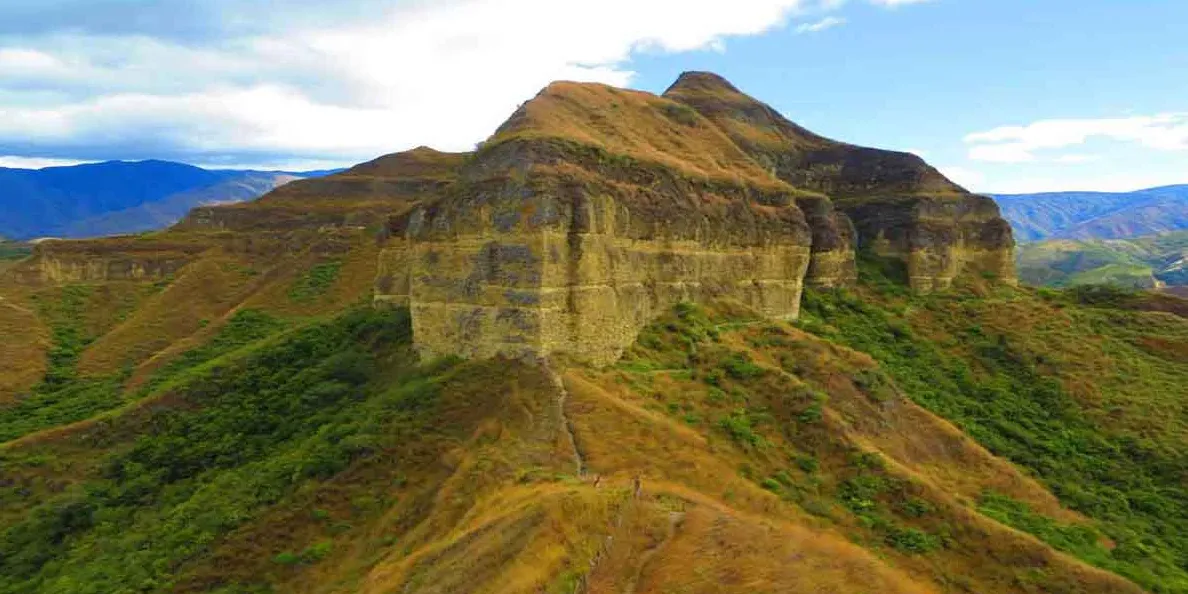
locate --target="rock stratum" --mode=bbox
[13,72,1015,366]
[383,72,1014,364]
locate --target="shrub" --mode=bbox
[717,409,765,448]
[289,261,343,303]
[722,353,765,380]
[886,527,941,554]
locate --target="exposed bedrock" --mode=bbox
[839,194,1017,290]
[11,239,206,283]
[400,145,812,365]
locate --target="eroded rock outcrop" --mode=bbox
[401,86,815,365]
[369,73,1017,364]
[664,71,1014,290]
[13,238,208,283]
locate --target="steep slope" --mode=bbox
[4,289,1181,593]
[402,72,1015,365]
[664,72,1014,291]
[995,185,1188,242]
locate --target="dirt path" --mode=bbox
[622,511,685,594]
[544,363,585,477]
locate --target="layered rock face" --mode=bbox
[401,87,815,364]
[13,238,208,283]
[367,73,1017,364]
[664,71,1014,290]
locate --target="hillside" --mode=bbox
[0,160,330,240]
[1016,230,1188,289]
[1,72,1186,593]
[994,185,1188,242]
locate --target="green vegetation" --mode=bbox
[0,302,288,444]
[0,286,121,443]
[288,261,343,303]
[0,240,31,261]
[0,307,453,593]
[798,257,1188,592]
[978,491,1109,567]
[1017,230,1188,289]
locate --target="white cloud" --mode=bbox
[0,155,92,169]
[965,113,1188,163]
[0,0,938,167]
[796,16,846,33]
[937,165,986,191]
[1052,153,1101,164]
[983,172,1187,194]
[868,0,932,6]
[0,0,821,166]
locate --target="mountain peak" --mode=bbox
[665,71,743,95]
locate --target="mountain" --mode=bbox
[994,185,1188,242]
[1016,230,1188,289]
[0,160,333,239]
[1,72,1186,593]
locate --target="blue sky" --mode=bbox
[1,0,1185,193]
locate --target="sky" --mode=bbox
[0,0,1185,193]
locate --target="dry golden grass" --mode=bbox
[0,285,49,402]
[75,250,257,376]
[487,80,795,193]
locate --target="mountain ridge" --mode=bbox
[0,160,338,240]
[994,184,1188,242]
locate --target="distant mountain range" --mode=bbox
[993,184,1188,243]
[0,160,339,239]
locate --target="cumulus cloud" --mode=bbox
[936,165,985,191]
[0,155,90,169]
[0,0,819,165]
[0,0,936,167]
[796,16,846,33]
[868,0,932,6]
[965,113,1188,163]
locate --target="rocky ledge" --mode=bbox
[373,72,1014,364]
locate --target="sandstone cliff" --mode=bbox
[664,71,1014,290]
[390,73,1014,363]
[402,82,817,365]
[13,237,209,283]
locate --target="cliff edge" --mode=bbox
[386,72,1014,364]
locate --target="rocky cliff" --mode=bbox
[401,82,817,365]
[387,73,1014,364]
[663,71,1014,290]
[13,237,209,283]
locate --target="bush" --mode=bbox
[717,409,765,448]
[886,526,941,554]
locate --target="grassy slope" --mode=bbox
[1017,230,1188,289]
[798,258,1188,591]
[4,285,1177,592]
